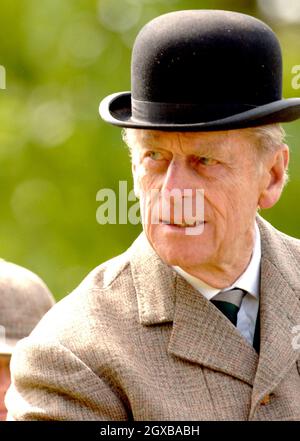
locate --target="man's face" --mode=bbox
[131,129,271,284]
[0,354,11,421]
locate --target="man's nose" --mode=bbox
[161,159,192,193]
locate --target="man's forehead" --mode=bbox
[132,129,243,150]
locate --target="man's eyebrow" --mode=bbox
[136,132,231,155]
[137,132,161,144]
[194,142,228,154]
[181,139,229,158]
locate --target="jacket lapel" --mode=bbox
[168,274,258,386]
[130,217,300,408]
[130,232,258,386]
[249,216,300,418]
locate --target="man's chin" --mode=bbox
[152,243,208,268]
[146,227,211,265]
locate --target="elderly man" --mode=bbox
[0,260,54,421]
[6,10,300,421]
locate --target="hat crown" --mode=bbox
[131,10,282,122]
[0,261,54,348]
[99,9,300,130]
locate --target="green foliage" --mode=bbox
[0,0,299,300]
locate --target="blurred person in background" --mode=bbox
[0,260,54,421]
[6,10,300,420]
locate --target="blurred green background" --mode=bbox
[0,0,299,301]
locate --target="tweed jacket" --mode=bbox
[6,215,300,421]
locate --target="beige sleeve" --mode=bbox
[5,337,129,421]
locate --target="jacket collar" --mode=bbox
[129,215,300,415]
[129,231,176,326]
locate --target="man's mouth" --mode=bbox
[160,220,205,227]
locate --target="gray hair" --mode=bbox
[244,124,286,153]
[244,124,289,186]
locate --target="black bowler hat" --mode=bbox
[99,10,300,131]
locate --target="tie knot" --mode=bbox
[211,288,246,326]
[212,288,245,308]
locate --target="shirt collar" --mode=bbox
[173,222,261,301]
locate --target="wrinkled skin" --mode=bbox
[131,129,289,288]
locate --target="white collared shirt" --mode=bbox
[173,222,261,346]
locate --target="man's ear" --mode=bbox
[258,145,289,209]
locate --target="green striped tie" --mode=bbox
[211,288,245,326]
[253,311,260,353]
[211,288,260,353]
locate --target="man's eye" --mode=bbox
[146,151,164,160]
[197,157,218,166]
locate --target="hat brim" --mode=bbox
[99,92,300,131]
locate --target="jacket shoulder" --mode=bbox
[257,215,300,294]
[29,249,134,345]
[257,215,300,256]
[88,249,131,290]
